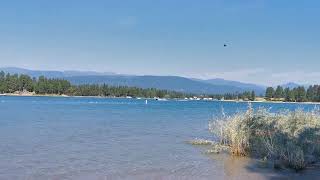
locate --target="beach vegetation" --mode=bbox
[206,105,320,170]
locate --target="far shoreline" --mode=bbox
[1,93,320,105]
[220,99,320,105]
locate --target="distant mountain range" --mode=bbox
[196,78,265,94]
[0,67,269,94]
[0,67,115,78]
[66,75,267,95]
[279,82,308,89]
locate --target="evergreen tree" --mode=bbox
[18,74,33,92]
[316,86,320,102]
[295,86,306,102]
[0,71,5,93]
[265,87,275,100]
[306,85,315,102]
[274,86,284,99]
[6,74,19,93]
[284,87,291,102]
[250,91,256,101]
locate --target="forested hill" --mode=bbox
[65,75,248,94]
[0,67,265,94]
[0,71,256,100]
[0,72,187,98]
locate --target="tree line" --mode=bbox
[208,91,256,101]
[0,71,258,100]
[265,85,320,102]
[0,72,187,98]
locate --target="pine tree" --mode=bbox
[250,91,256,101]
[274,86,284,99]
[0,71,5,93]
[284,87,291,101]
[296,86,306,102]
[306,85,315,102]
[265,87,275,100]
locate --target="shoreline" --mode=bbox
[1,93,320,105]
[220,99,320,105]
[0,93,131,99]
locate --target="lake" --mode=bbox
[0,96,319,179]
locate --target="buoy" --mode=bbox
[145,100,148,104]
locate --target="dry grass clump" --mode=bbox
[188,139,229,154]
[205,144,230,154]
[208,104,320,170]
[187,138,215,145]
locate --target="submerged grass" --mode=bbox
[187,138,215,145]
[193,104,320,170]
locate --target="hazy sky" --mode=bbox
[0,0,319,85]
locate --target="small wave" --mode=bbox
[85,101,140,105]
[88,101,98,104]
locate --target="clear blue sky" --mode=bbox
[0,0,319,85]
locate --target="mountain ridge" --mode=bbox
[0,67,265,94]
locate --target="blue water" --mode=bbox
[0,96,318,179]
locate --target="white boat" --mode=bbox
[156,98,167,101]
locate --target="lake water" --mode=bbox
[0,96,319,180]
